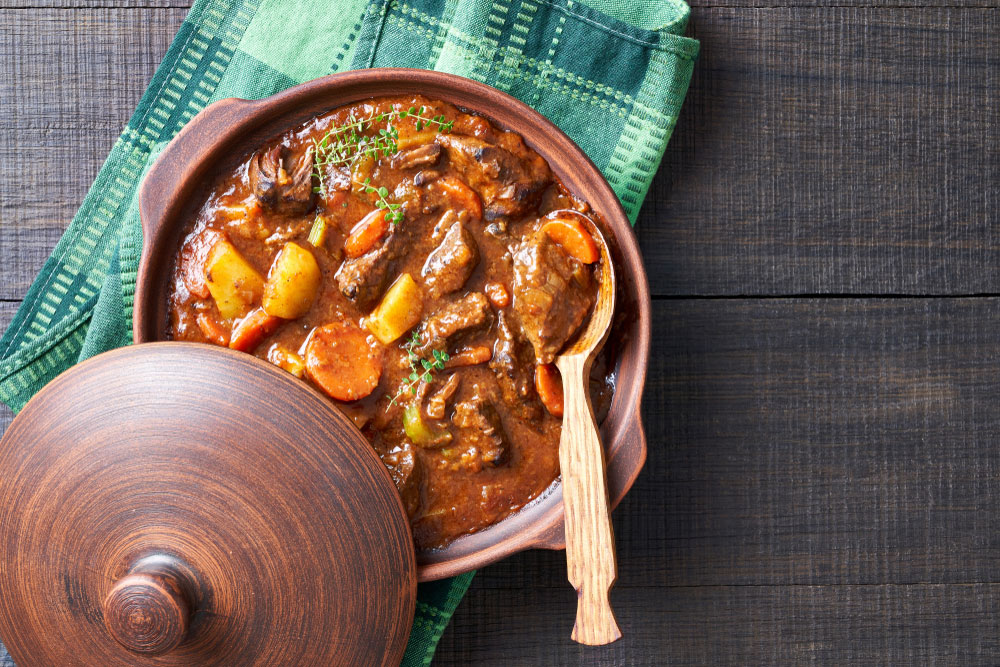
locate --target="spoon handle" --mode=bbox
[556,354,622,646]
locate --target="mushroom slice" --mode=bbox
[248,145,315,215]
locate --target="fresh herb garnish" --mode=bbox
[400,105,454,134]
[387,330,449,408]
[312,106,453,197]
[362,177,404,225]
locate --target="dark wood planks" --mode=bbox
[2,8,999,298]
[435,298,1000,664]
[640,8,1000,296]
[1,4,998,667]
[435,584,999,665]
[0,8,185,299]
[3,297,997,662]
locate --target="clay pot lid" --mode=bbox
[0,343,416,666]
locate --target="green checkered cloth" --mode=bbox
[0,0,696,664]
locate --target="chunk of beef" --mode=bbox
[335,223,407,307]
[414,169,440,187]
[425,373,460,420]
[490,311,542,421]
[380,442,423,517]
[421,222,480,298]
[391,143,442,170]
[512,231,594,364]
[416,292,491,355]
[451,393,509,469]
[248,145,314,215]
[436,133,551,220]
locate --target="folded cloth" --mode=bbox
[0,0,697,663]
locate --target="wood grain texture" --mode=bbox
[0,344,416,666]
[3,8,999,299]
[2,4,999,667]
[640,8,1000,296]
[556,226,620,645]
[434,298,1000,664]
[0,8,185,298]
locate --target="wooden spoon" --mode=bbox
[554,219,621,646]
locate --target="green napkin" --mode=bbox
[0,0,696,663]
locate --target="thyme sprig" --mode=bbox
[311,106,453,197]
[387,331,449,408]
[362,177,404,225]
[400,105,454,133]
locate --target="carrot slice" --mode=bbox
[541,213,599,264]
[196,312,230,347]
[305,322,383,401]
[484,282,510,309]
[445,345,493,369]
[343,209,390,259]
[535,363,564,418]
[434,176,482,220]
[229,307,282,353]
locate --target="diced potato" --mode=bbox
[262,242,322,319]
[204,238,265,320]
[366,273,423,345]
[267,344,306,378]
[351,153,377,197]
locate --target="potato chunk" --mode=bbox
[262,241,322,319]
[204,238,265,320]
[366,273,423,345]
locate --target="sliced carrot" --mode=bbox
[541,212,600,264]
[305,322,383,401]
[535,363,564,418]
[229,307,282,353]
[343,209,390,259]
[196,312,230,347]
[445,345,493,369]
[484,282,510,309]
[434,176,482,220]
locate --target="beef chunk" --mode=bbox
[425,373,461,420]
[391,143,442,170]
[421,222,480,298]
[436,133,551,220]
[248,145,314,215]
[451,394,509,469]
[512,231,594,364]
[380,442,423,517]
[335,224,407,307]
[416,292,491,355]
[490,311,542,421]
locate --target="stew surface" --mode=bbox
[167,95,613,549]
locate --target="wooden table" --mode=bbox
[1,2,997,664]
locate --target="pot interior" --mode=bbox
[134,70,650,580]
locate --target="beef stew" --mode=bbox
[167,96,614,549]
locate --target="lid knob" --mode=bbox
[102,555,195,655]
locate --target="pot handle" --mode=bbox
[138,97,262,245]
[530,409,647,552]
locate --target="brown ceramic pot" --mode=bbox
[133,68,650,582]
